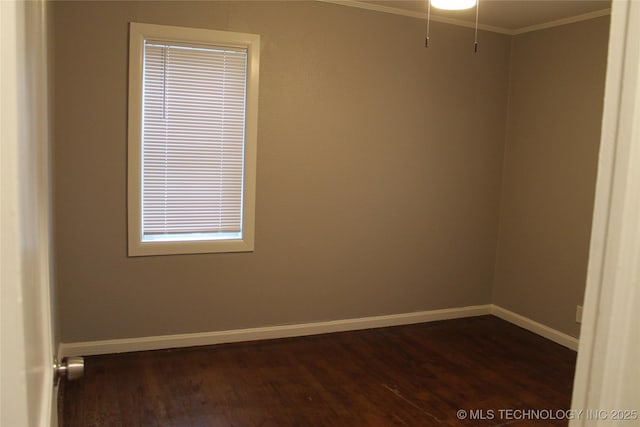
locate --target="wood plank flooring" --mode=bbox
[59,316,577,426]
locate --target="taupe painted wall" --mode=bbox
[493,17,609,337]
[52,1,511,342]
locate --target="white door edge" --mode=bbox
[570,0,640,424]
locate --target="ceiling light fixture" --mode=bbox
[425,0,480,53]
[430,0,477,11]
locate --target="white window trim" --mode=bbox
[127,22,260,256]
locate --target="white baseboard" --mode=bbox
[59,303,579,357]
[490,305,579,351]
[59,304,491,357]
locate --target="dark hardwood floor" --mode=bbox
[59,316,577,426]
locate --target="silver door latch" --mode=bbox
[53,357,84,382]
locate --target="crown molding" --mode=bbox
[511,8,611,35]
[315,0,611,36]
[317,0,511,34]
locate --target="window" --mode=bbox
[128,23,260,256]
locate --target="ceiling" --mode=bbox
[350,0,611,34]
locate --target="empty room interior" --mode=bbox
[45,0,616,425]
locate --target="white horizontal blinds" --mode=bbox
[141,40,248,240]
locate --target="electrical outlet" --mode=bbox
[576,305,583,323]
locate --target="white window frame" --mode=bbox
[127,22,260,256]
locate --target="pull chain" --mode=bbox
[474,0,479,53]
[425,0,432,48]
